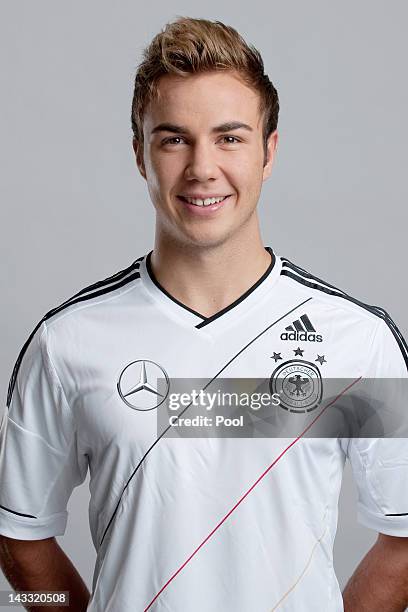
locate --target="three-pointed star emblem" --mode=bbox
[123,361,164,399]
[117,360,170,411]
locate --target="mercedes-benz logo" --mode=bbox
[117,360,170,411]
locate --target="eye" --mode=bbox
[220,136,241,144]
[162,136,186,145]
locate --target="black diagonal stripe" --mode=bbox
[285,325,295,331]
[282,261,408,354]
[67,257,143,301]
[370,305,408,354]
[281,269,408,371]
[301,314,316,332]
[385,512,408,516]
[282,265,408,359]
[293,319,305,332]
[99,297,313,547]
[282,258,348,296]
[0,504,36,519]
[7,265,142,408]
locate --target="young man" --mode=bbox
[0,16,407,612]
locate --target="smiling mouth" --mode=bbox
[177,195,232,207]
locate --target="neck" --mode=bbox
[150,219,273,319]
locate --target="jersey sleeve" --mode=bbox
[0,321,88,540]
[342,316,408,536]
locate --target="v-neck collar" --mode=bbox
[140,246,282,332]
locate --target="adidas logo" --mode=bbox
[280,313,323,342]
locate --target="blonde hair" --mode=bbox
[131,16,279,160]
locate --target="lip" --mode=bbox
[176,194,233,215]
[178,194,232,199]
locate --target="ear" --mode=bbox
[262,130,278,182]
[133,137,147,180]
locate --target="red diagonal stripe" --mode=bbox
[144,376,362,611]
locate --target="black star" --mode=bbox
[271,352,283,363]
[294,347,304,357]
[315,355,327,365]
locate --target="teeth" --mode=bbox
[182,196,227,206]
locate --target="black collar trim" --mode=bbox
[145,247,275,329]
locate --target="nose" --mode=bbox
[184,141,219,182]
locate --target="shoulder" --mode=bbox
[45,255,144,328]
[280,254,392,323]
[278,254,408,373]
[6,255,145,407]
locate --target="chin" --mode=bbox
[177,228,238,250]
[158,212,247,249]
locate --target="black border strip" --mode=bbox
[7,260,143,408]
[281,263,408,372]
[281,257,349,296]
[99,296,312,546]
[196,247,275,329]
[0,504,36,519]
[145,247,275,329]
[146,251,206,320]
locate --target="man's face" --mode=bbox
[134,70,278,248]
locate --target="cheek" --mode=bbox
[228,159,262,193]
[232,146,263,178]
[150,154,184,192]
[144,160,168,197]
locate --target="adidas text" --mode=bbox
[280,331,323,342]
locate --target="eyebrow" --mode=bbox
[150,121,253,135]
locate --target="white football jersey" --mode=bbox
[1,247,407,612]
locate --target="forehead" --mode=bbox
[144,70,263,133]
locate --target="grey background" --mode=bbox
[1,0,407,606]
